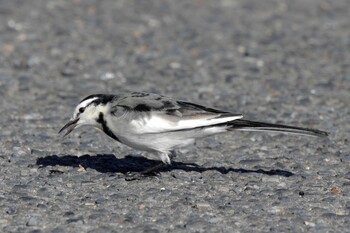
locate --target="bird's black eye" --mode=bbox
[79,107,85,113]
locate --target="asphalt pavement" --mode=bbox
[0,0,349,232]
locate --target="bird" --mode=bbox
[59,92,328,179]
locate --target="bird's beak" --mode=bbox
[58,118,79,137]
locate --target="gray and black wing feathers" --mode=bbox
[109,92,242,133]
[109,92,328,137]
[111,92,241,119]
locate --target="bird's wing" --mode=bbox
[110,92,242,133]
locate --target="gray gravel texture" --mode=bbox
[0,0,349,232]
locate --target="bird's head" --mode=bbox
[59,94,114,137]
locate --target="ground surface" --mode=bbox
[0,0,349,232]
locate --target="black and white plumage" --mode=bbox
[59,92,328,172]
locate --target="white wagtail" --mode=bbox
[59,92,328,177]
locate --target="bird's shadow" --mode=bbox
[35,154,294,177]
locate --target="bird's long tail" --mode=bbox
[227,119,328,137]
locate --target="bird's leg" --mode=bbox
[140,162,166,175]
[132,151,175,176]
[125,152,172,181]
[125,162,166,181]
[169,150,176,160]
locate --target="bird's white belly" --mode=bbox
[105,113,226,152]
[116,132,195,152]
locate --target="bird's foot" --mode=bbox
[124,171,159,181]
[124,162,165,181]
